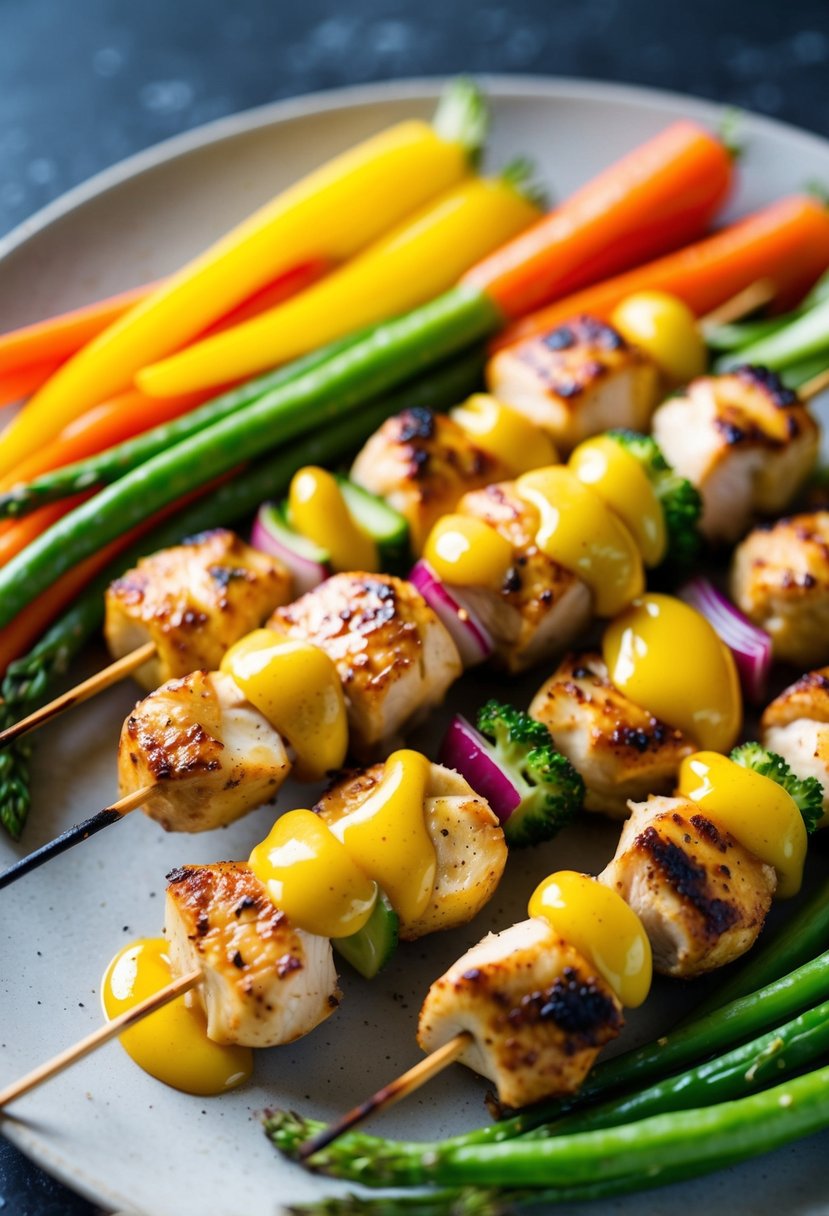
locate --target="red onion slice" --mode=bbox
[409,560,494,668]
[679,577,772,704]
[439,714,521,823]
[251,503,329,596]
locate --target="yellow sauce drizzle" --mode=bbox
[101,938,252,1095]
[516,466,644,616]
[529,871,652,1007]
[678,752,807,899]
[450,393,558,473]
[249,809,378,938]
[221,628,347,781]
[423,513,514,588]
[568,436,666,568]
[602,593,742,753]
[288,465,378,571]
[330,749,436,925]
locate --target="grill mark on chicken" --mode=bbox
[638,825,739,937]
[507,969,623,1044]
[125,709,224,781]
[735,364,798,410]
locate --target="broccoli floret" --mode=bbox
[606,429,703,568]
[476,700,584,847]
[730,741,824,833]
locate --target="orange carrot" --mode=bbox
[463,121,734,320]
[0,361,65,409]
[0,281,161,370]
[495,195,829,349]
[0,533,129,675]
[0,259,326,392]
[0,387,215,497]
[0,495,95,567]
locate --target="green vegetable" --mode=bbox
[475,700,584,846]
[261,502,332,567]
[716,294,829,373]
[705,268,829,357]
[269,1066,829,1200]
[362,1065,829,1189]
[265,949,829,1185]
[687,879,829,1021]
[0,287,498,631]
[0,348,485,838]
[605,430,702,567]
[730,741,823,832]
[0,332,370,521]
[333,892,399,979]
[527,997,829,1138]
[336,478,410,572]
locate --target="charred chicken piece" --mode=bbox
[165,862,339,1048]
[350,408,509,553]
[731,511,829,667]
[268,572,461,757]
[530,652,694,818]
[487,315,660,456]
[418,916,623,1108]
[443,481,592,673]
[599,795,776,978]
[652,368,819,545]
[105,528,293,690]
[117,670,290,832]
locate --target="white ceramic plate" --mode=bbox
[1,78,829,1216]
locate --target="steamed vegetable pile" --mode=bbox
[4,79,829,1206]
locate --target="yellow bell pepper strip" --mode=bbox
[136,171,543,398]
[0,81,486,476]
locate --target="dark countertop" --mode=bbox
[2,0,829,1211]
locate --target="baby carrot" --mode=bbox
[463,120,733,319]
[496,195,829,348]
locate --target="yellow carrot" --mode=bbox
[0,83,485,476]
[138,173,542,397]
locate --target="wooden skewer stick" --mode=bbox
[298,1032,473,1161]
[0,969,201,1110]
[0,641,156,751]
[0,785,153,891]
[799,366,829,403]
[698,278,776,330]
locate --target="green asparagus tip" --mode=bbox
[433,78,489,168]
[500,157,550,212]
[262,1110,327,1158]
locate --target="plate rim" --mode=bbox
[3,72,829,1215]
[4,72,829,267]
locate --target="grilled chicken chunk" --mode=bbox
[165,863,339,1048]
[600,796,776,978]
[269,573,461,757]
[418,916,623,1108]
[487,316,660,456]
[105,528,293,690]
[443,481,592,673]
[530,653,694,818]
[315,761,507,940]
[762,667,829,827]
[730,512,829,667]
[652,369,819,545]
[118,670,290,832]
[350,408,509,553]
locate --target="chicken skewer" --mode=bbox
[300,733,819,1156]
[1,745,517,1105]
[0,571,463,888]
[1,284,800,749]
